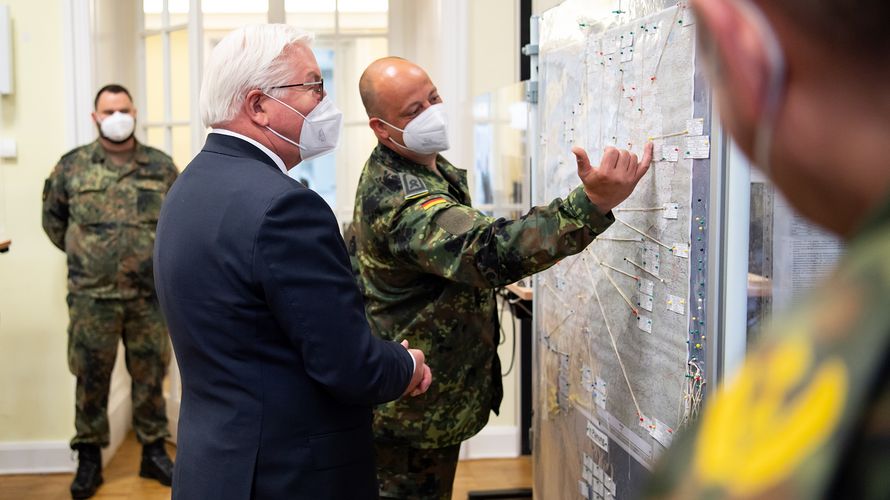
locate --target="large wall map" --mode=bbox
[532,1,712,498]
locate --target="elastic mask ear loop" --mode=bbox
[263,92,308,151]
[376,117,410,150]
[264,92,310,120]
[743,2,787,177]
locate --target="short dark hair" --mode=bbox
[94,84,133,110]
[766,0,890,58]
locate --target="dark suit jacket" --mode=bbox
[154,133,413,499]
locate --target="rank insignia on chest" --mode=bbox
[400,173,429,200]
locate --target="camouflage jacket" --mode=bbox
[350,144,614,449]
[42,140,178,299]
[645,195,890,500]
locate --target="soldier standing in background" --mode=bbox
[351,57,653,499]
[644,0,890,499]
[42,84,177,499]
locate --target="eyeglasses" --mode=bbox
[269,80,324,96]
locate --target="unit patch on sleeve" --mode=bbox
[400,173,429,200]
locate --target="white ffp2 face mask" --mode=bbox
[379,103,450,155]
[99,111,136,143]
[264,94,343,163]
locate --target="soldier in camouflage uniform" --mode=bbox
[42,85,177,499]
[644,1,890,499]
[351,57,653,499]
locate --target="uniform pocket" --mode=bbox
[70,177,113,225]
[135,180,167,223]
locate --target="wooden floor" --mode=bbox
[0,432,532,499]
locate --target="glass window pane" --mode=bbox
[202,0,267,13]
[746,175,844,347]
[169,0,190,25]
[144,34,164,123]
[333,124,380,218]
[338,37,388,122]
[145,126,166,153]
[171,125,192,169]
[338,0,388,34]
[143,0,190,29]
[143,0,162,31]
[202,1,267,38]
[170,29,190,122]
[286,0,336,35]
[289,150,337,211]
[338,0,388,12]
[472,84,529,220]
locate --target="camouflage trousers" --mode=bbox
[375,439,462,500]
[67,294,171,448]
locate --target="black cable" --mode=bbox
[497,289,518,378]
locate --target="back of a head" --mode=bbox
[766,0,890,64]
[200,24,314,128]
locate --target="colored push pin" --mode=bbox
[695,343,702,349]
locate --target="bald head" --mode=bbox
[359,57,438,120]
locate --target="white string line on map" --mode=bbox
[624,257,666,283]
[651,5,683,80]
[544,282,572,310]
[545,311,574,354]
[610,66,626,144]
[614,206,667,212]
[592,277,644,421]
[560,252,585,274]
[599,260,640,282]
[615,217,672,250]
[589,250,638,316]
[597,236,645,243]
[647,129,689,142]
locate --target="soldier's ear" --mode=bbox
[369,117,389,139]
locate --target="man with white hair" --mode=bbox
[153,24,431,499]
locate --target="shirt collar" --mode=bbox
[210,128,288,175]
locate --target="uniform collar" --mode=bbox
[372,143,469,201]
[89,139,152,168]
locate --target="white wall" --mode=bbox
[0,0,141,474]
[92,0,140,93]
[0,0,78,473]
